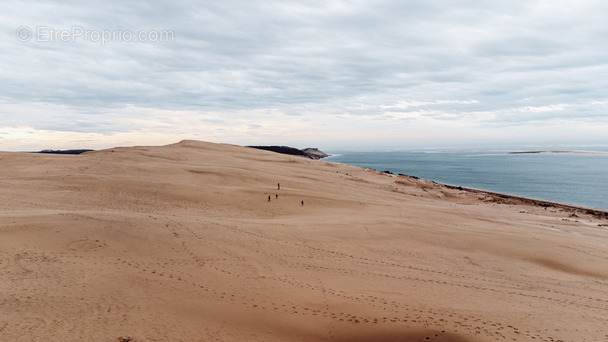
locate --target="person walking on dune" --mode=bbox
[277,183,280,190]
[268,195,271,202]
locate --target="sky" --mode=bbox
[1,0,607,151]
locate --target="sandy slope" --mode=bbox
[1,140,607,342]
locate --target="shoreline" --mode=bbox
[321,160,608,218]
[370,166,608,220]
[324,150,608,212]
[439,183,608,220]
[372,168,608,219]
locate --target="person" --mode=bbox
[275,194,278,199]
[277,183,280,190]
[301,200,304,206]
[268,195,271,202]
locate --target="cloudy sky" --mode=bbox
[1,0,607,150]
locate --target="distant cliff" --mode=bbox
[301,148,329,160]
[248,146,329,160]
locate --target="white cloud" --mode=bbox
[1,0,607,149]
[512,104,569,113]
[380,100,479,110]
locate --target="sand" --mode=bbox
[1,140,607,342]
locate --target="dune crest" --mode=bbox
[1,140,607,341]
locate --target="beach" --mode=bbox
[1,140,607,341]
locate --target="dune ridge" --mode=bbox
[1,140,607,341]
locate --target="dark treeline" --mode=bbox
[35,149,94,155]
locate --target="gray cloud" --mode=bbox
[1,0,607,148]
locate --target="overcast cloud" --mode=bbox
[1,0,607,150]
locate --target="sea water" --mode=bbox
[325,150,608,210]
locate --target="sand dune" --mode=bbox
[1,140,607,342]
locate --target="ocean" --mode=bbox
[325,149,608,210]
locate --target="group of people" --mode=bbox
[268,183,303,206]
